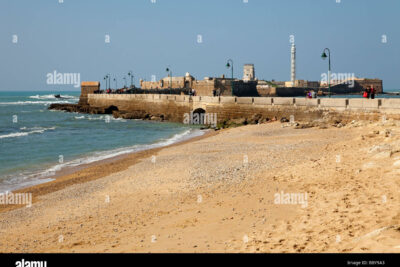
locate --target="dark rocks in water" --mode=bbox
[49,104,160,121]
[113,111,150,120]
[104,105,118,114]
[48,104,106,114]
[149,114,165,121]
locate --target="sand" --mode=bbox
[0,120,399,253]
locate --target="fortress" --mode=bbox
[66,47,388,125]
[136,64,382,97]
[135,43,383,97]
[60,81,400,128]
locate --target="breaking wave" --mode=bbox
[0,127,56,139]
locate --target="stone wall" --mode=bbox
[79,82,100,105]
[87,94,400,124]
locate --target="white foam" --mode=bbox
[0,127,56,139]
[0,100,75,105]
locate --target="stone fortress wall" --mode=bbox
[87,93,400,124]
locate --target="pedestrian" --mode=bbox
[311,90,316,99]
[371,86,376,99]
[363,88,368,98]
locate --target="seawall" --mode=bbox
[87,94,400,123]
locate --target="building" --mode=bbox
[284,80,320,88]
[79,81,100,105]
[140,72,195,90]
[243,64,255,81]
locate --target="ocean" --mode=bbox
[0,91,202,193]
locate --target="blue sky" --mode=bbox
[0,0,399,91]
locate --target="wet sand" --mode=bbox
[0,121,399,253]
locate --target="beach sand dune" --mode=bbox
[0,121,399,253]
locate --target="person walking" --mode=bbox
[311,90,316,99]
[371,86,376,99]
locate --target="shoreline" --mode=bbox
[0,128,217,213]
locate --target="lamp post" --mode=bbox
[128,70,134,88]
[226,59,234,96]
[113,77,118,90]
[321,48,331,98]
[166,67,172,94]
[123,76,127,88]
[107,74,111,90]
[103,76,108,90]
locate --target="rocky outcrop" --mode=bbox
[48,104,164,122]
[49,104,108,114]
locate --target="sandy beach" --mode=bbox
[0,120,399,253]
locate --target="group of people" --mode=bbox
[363,86,376,99]
[306,90,317,99]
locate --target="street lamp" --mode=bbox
[321,48,331,98]
[103,76,108,90]
[113,77,118,89]
[166,67,172,93]
[106,74,111,90]
[128,71,134,88]
[123,76,127,88]
[226,59,234,96]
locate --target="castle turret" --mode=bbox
[79,81,100,106]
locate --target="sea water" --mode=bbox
[0,91,202,192]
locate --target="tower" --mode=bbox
[243,64,255,81]
[291,43,296,87]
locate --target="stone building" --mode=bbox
[79,81,100,105]
[284,80,320,88]
[140,72,195,90]
[192,76,258,97]
[243,64,255,81]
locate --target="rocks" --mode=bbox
[49,104,162,121]
[49,104,115,115]
[382,129,392,138]
[217,118,248,129]
[250,114,262,124]
[120,111,148,120]
[150,115,164,121]
[280,117,289,123]
[294,121,328,130]
[231,118,248,125]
